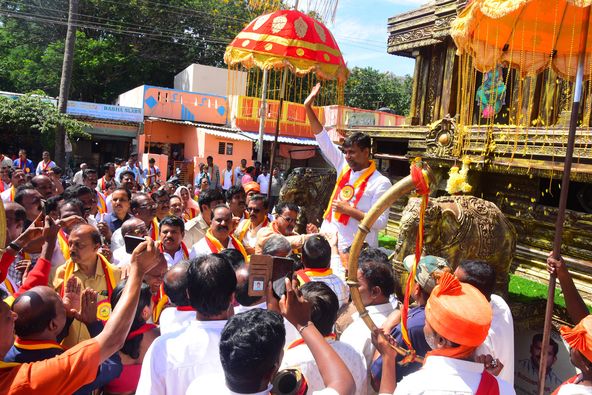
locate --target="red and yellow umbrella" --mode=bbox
[224,9,349,83]
[225,8,348,195]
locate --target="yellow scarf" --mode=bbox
[205,229,248,260]
[3,278,15,295]
[153,283,168,324]
[57,230,70,261]
[150,217,160,241]
[96,191,107,214]
[61,254,117,321]
[238,217,269,242]
[324,161,376,225]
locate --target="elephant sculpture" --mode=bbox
[278,167,336,235]
[394,195,516,293]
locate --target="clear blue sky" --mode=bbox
[324,0,426,76]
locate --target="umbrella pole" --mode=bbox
[257,69,269,164]
[538,6,591,395]
[268,69,288,197]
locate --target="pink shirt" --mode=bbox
[241,174,253,185]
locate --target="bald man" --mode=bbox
[31,175,54,199]
[53,224,121,348]
[111,217,148,267]
[158,262,192,335]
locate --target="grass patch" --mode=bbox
[508,273,567,309]
[379,234,398,250]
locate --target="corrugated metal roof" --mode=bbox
[200,128,252,142]
[240,132,318,146]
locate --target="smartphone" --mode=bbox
[248,255,294,298]
[124,235,145,254]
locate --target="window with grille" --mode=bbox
[226,143,233,155]
[218,142,225,155]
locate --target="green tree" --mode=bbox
[344,67,412,115]
[0,92,90,152]
[0,0,271,102]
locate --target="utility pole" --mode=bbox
[55,0,79,169]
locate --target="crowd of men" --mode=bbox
[0,85,591,394]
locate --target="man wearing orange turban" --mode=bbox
[243,181,260,205]
[378,272,515,394]
[553,315,592,394]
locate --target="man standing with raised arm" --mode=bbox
[304,83,392,252]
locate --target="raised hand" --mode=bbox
[306,223,319,235]
[304,83,321,108]
[99,244,112,262]
[62,276,82,318]
[371,328,398,360]
[76,288,99,325]
[96,222,112,243]
[474,354,503,376]
[57,215,87,229]
[130,237,161,275]
[279,278,311,329]
[42,215,60,241]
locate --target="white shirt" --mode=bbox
[136,319,227,395]
[475,294,515,385]
[35,160,56,175]
[186,376,339,395]
[163,246,187,268]
[184,214,208,248]
[189,236,237,259]
[111,246,131,267]
[257,173,270,195]
[557,383,592,395]
[159,307,195,335]
[110,228,124,252]
[235,218,267,250]
[395,355,515,394]
[51,240,67,268]
[315,129,392,251]
[339,302,395,368]
[233,303,300,347]
[0,155,12,169]
[304,271,349,307]
[234,166,244,186]
[280,339,367,395]
[222,169,234,190]
[0,188,13,203]
[72,170,84,185]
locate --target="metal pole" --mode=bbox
[538,6,591,395]
[257,69,269,164]
[268,70,288,197]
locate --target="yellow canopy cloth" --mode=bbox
[451,0,592,80]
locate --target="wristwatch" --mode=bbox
[8,241,22,253]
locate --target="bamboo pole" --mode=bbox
[538,5,591,395]
[346,163,433,363]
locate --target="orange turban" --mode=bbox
[426,272,492,348]
[244,182,260,195]
[561,315,592,363]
